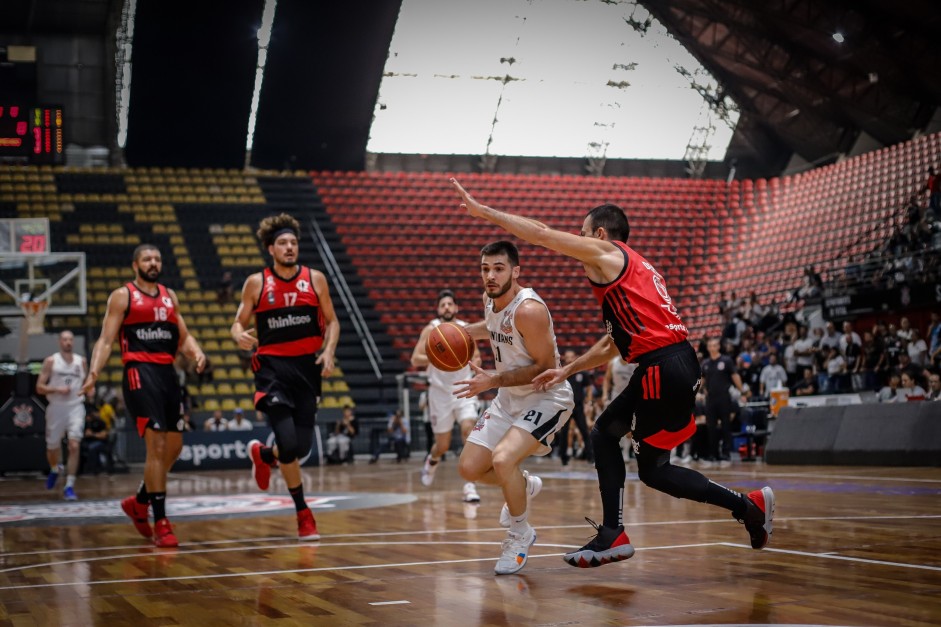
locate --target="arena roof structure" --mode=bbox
[1,0,940,176]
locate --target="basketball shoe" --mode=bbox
[736,486,775,549]
[563,518,635,568]
[121,495,153,539]
[248,439,272,491]
[297,508,320,541]
[494,526,537,575]
[153,518,178,548]
[63,486,78,501]
[45,464,62,490]
[499,471,542,527]
[463,482,480,503]
[420,454,438,487]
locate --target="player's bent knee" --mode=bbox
[457,457,483,482]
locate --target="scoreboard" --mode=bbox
[0,104,64,164]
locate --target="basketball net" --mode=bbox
[20,299,49,335]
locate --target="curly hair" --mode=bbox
[256,213,301,248]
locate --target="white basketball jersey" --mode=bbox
[426,318,473,390]
[485,287,571,415]
[48,352,85,406]
[609,356,637,397]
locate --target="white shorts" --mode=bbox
[45,402,86,448]
[428,387,478,435]
[466,392,572,453]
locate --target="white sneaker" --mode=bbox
[420,454,438,487]
[463,482,480,503]
[494,526,537,575]
[499,471,542,528]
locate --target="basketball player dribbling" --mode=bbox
[451,179,774,568]
[456,240,574,575]
[411,289,482,503]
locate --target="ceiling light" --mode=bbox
[832,32,845,43]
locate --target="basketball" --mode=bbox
[426,322,474,372]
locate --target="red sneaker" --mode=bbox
[153,518,179,548]
[121,496,153,539]
[248,439,272,491]
[738,486,775,549]
[297,508,320,541]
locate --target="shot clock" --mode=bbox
[0,104,63,164]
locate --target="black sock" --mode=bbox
[288,484,307,512]
[151,491,167,520]
[591,429,626,529]
[260,446,276,465]
[136,481,149,505]
[705,480,748,517]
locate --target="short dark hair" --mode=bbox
[257,213,301,248]
[436,289,456,306]
[480,240,520,266]
[132,243,160,262]
[586,203,630,242]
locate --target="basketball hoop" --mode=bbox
[20,299,49,335]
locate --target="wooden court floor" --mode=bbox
[1,455,939,626]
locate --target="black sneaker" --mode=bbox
[563,518,635,568]
[735,486,775,549]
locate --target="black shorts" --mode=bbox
[123,362,183,437]
[600,342,701,451]
[252,353,322,417]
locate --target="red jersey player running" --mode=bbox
[82,244,205,547]
[451,179,774,568]
[232,213,339,541]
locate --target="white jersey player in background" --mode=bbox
[602,354,638,462]
[411,289,482,502]
[35,330,87,500]
[456,241,574,575]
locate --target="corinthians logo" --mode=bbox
[267,313,311,329]
[0,493,416,526]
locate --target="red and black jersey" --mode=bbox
[120,282,180,365]
[589,241,688,361]
[254,266,324,357]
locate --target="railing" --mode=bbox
[306,217,383,381]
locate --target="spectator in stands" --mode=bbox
[722,312,747,352]
[758,353,788,397]
[926,372,941,401]
[326,405,358,464]
[792,324,816,377]
[907,328,928,367]
[227,407,254,431]
[824,346,846,394]
[893,371,927,402]
[840,322,862,391]
[204,410,228,432]
[180,412,195,432]
[855,331,881,392]
[928,312,941,368]
[736,352,760,394]
[877,373,901,402]
[791,367,818,396]
[82,406,113,475]
[921,166,941,218]
[883,323,904,371]
[897,317,914,343]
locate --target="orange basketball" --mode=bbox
[426,322,474,372]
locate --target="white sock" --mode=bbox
[66,475,76,489]
[509,510,529,534]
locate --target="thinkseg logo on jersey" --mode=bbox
[136,328,173,341]
[267,313,312,329]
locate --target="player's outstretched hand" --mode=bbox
[80,373,97,397]
[235,327,258,351]
[453,362,496,398]
[532,367,566,392]
[450,178,486,218]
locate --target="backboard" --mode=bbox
[0,252,87,315]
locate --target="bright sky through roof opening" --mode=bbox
[367,0,738,161]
